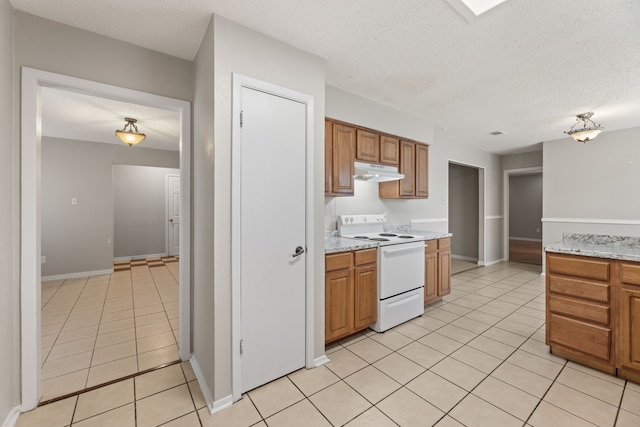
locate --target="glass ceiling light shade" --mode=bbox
[115,117,146,146]
[565,112,603,143]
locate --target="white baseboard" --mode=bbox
[211,395,233,414]
[478,258,505,267]
[42,268,114,281]
[314,355,330,367]
[189,356,219,415]
[2,407,20,427]
[113,252,168,262]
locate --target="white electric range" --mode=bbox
[338,214,425,332]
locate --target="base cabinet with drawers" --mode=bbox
[546,252,640,381]
[424,238,452,305]
[325,248,377,343]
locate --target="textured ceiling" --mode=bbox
[12,0,640,154]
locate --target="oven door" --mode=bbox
[378,241,425,299]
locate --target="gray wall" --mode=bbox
[448,163,479,260]
[509,174,542,240]
[114,165,180,258]
[41,138,179,276]
[502,150,542,170]
[1,0,17,422]
[543,127,640,253]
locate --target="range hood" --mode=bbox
[353,161,404,182]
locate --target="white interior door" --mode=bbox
[240,86,306,393]
[167,174,180,256]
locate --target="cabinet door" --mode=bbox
[380,135,399,165]
[332,124,356,195]
[424,249,438,304]
[354,264,377,330]
[438,247,451,296]
[356,129,379,163]
[399,141,416,197]
[415,143,429,198]
[620,286,640,372]
[325,269,354,343]
[324,120,333,195]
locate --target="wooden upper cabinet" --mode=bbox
[325,120,355,196]
[416,143,429,198]
[379,140,429,199]
[380,135,399,165]
[356,129,379,163]
[399,141,416,196]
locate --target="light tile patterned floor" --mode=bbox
[40,262,181,401]
[21,261,640,426]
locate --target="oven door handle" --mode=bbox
[382,245,423,255]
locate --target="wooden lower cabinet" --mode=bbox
[325,248,377,344]
[424,238,451,305]
[619,263,640,382]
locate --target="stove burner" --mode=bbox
[369,237,390,242]
[379,233,397,237]
[398,235,414,239]
[353,236,369,239]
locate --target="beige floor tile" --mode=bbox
[344,406,396,426]
[434,415,466,426]
[556,366,623,406]
[617,409,640,427]
[372,353,425,385]
[98,317,135,335]
[309,381,371,426]
[325,348,368,378]
[621,388,640,416]
[377,387,444,427]
[338,331,369,347]
[625,381,640,392]
[472,376,538,420]
[490,361,553,398]
[41,369,89,401]
[91,340,136,366]
[161,411,202,427]
[435,324,478,343]
[344,365,401,404]
[430,357,487,391]
[466,335,515,359]
[418,332,464,355]
[56,325,99,344]
[95,328,136,349]
[134,303,165,316]
[199,395,262,427]
[15,396,77,427]
[406,371,467,412]
[507,350,564,380]
[450,316,491,334]
[137,343,179,371]
[450,345,503,374]
[438,302,473,316]
[46,336,96,361]
[450,394,522,427]
[265,399,331,427]
[481,326,528,347]
[425,308,461,323]
[566,361,626,386]
[135,363,186,399]
[346,338,393,364]
[528,401,595,427]
[61,316,100,332]
[42,350,93,380]
[135,311,168,326]
[86,355,138,387]
[181,360,197,382]
[544,382,618,426]
[288,365,339,396]
[397,341,446,369]
[393,321,430,339]
[73,378,134,422]
[411,314,447,330]
[248,376,304,418]
[462,309,503,326]
[369,329,413,350]
[99,308,133,323]
[188,379,207,409]
[136,320,172,338]
[520,338,566,363]
[136,384,195,427]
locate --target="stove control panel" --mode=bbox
[338,214,387,226]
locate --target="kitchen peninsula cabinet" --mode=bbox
[379,140,429,199]
[325,248,377,343]
[424,238,451,305]
[619,263,640,382]
[325,120,356,196]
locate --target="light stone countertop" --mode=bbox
[545,233,640,263]
[324,227,453,254]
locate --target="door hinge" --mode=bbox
[240,110,244,128]
[240,339,244,355]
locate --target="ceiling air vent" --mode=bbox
[489,131,506,136]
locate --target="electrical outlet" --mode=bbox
[71,198,78,205]
[41,256,46,264]
[536,228,540,233]
[107,238,111,244]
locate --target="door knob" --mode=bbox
[292,246,305,258]
[169,219,174,222]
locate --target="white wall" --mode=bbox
[543,127,640,249]
[1,0,17,423]
[192,14,326,406]
[325,86,505,264]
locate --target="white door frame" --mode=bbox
[231,74,315,402]
[20,67,192,410]
[448,160,486,264]
[166,174,181,257]
[502,167,543,261]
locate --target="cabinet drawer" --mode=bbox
[549,294,609,325]
[549,313,611,361]
[354,248,377,266]
[547,254,610,281]
[425,241,437,254]
[438,238,451,250]
[326,252,352,272]
[621,262,640,286]
[548,276,610,303]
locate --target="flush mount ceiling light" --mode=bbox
[115,117,146,146]
[565,112,603,143]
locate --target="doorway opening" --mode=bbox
[21,68,191,410]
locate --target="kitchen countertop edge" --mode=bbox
[324,230,452,254]
[545,233,640,263]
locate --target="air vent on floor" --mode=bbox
[489,130,507,136]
